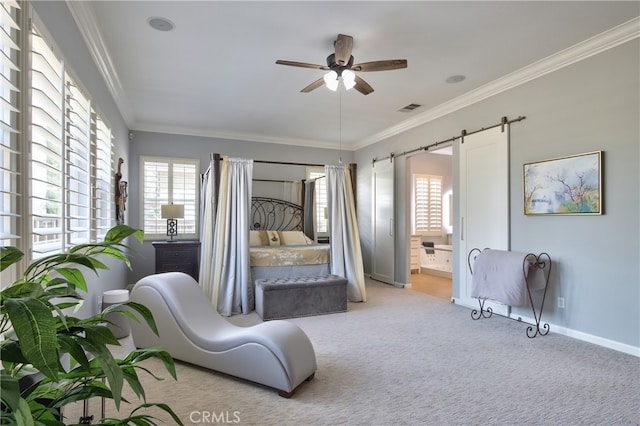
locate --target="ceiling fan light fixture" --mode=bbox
[324,71,339,91]
[342,69,356,90]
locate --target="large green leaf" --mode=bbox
[56,334,90,371]
[1,340,29,364]
[14,397,35,425]
[0,371,20,411]
[50,268,87,293]
[4,298,59,380]
[77,336,124,408]
[83,324,120,346]
[100,402,184,426]
[120,366,145,400]
[121,302,159,336]
[0,246,24,272]
[0,282,44,302]
[53,381,114,408]
[104,225,144,245]
[95,247,129,263]
[120,348,177,383]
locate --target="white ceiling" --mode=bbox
[67,1,639,150]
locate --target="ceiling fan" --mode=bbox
[275,34,407,95]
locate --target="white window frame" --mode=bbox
[412,173,443,236]
[140,156,199,241]
[0,1,22,284]
[28,18,114,259]
[306,166,328,237]
[0,4,115,271]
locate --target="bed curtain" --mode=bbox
[326,164,366,302]
[200,157,254,315]
[303,179,316,240]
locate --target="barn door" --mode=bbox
[458,125,510,316]
[371,159,395,285]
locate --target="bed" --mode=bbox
[250,197,331,283]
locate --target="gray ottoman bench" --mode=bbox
[255,274,347,320]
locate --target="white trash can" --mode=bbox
[102,289,130,339]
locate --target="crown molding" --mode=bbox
[132,123,344,151]
[354,16,640,151]
[65,1,134,126]
[67,3,637,151]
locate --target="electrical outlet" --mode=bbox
[557,297,565,309]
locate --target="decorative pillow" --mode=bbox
[249,231,262,247]
[266,230,280,246]
[278,231,310,246]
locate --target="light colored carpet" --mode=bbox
[97,278,638,426]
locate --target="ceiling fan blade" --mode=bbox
[352,59,408,72]
[276,60,328,70]
[301,77,325,93]
[353,75,374,95]
[334,34,353,66]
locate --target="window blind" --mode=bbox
[307,167,327,234]
[92,111,112,241]
[65,79,91,247]
[0,1,21,248]
[414,174,443,235]
[30,25,65,258]
[141,156,199,239]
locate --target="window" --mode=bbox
[413,174,443,235]
[0,5,114,267]
[141,156,199,240]
[307,167,327,236]
[93,113,113,241]
[0,1,21,253]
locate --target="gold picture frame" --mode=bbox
[523,151,602,215]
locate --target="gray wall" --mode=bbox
[33,1,132,317]
[355,39,639,350]
[32,1,639,351]
[127,131,352,283]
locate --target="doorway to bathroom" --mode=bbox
[407,146,453,300]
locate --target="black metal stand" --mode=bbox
[468,248,552,338]
[523,252,552,338]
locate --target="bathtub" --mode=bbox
[420,244,452,278]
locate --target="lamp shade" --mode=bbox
[342,70,356,90]
[323,71,339,91]
[161,204,184,219]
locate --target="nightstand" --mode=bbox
[152,240,201,281]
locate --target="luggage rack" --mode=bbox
[468,248,552,338]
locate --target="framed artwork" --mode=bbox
[523,151,602,215]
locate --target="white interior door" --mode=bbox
[458,126,510,316]
[371,160,395,285]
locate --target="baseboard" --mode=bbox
[452,298,639,357]
[419,267,452,278]
[543,322,640,357]
[368,274,405,288]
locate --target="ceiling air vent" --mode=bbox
[398,103,422,113]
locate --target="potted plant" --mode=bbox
[0,225,183,425]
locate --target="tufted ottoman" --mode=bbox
[255,274,347,320]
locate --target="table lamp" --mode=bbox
[161,203,184,241]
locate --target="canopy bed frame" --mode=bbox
[200,153,365,316]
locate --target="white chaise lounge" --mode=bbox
[128,272,316,397]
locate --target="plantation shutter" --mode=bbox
[65,79,91,247]
[414,174,443,235]
[0,1,21,248]
[92,111,112,241]
[142,157,199,239]
[307,168,327,234]
[30,24,65,258]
